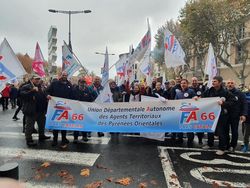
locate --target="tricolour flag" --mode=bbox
[0,38,26,91]
[62,42,81,78]
[131,28,151,62]
[164,29,186,68]
[32,42,46,77]
[101,47,109,86]
[115,54,128,86]
[127,25,151,80]
[205,43,217,88]
[115,54,127,77]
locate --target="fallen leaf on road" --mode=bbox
[58,170,75,186]
[106,177,113,182]
[58,170,69,177]
[34,174,43,180]
[33,168,50,181]
[138,182,147,188]
[96,164,113,172]
[41,162,51,168]
[96,164,108,170]
[80,168,90,177]
[115,177,132,186]
[84,181,103,188]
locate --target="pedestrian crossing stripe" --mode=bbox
[0,146,99,166]
[0,132,110,145]
[25,181,75,188]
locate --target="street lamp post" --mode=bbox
[95,52,115,56]
[48,9,91,51]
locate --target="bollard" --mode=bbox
[0,162,19,180]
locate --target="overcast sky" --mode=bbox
[0,0,186,77]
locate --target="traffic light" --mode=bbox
[48,26,57,74]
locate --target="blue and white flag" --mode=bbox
[95,47,114,103]
[0,38,26,91]
[101,47,109,86]
[62,42,81,78]
[139,47,151,76]
[94,83,113,103]
[205,43,217,88]
[164,29,186,68]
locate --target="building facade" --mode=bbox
[183,18,250,86]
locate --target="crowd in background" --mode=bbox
[0,72,250,155]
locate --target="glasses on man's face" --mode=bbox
[227,82,234,84]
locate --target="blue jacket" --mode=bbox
[175,88,196,100]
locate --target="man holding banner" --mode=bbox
[47,71,74,148]
[202,76,236,155]
[175,79,196,147]
[20,75,50,146]
[72,78,95,143]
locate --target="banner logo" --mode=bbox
[180,103,199,124]
[52,101,84,122]
[165,35,177,54]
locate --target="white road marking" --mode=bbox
[0,132,110,145]
[158,146,250,187]
[180,152,250,167]
[25,181,76,188]
[0,146,99,166]
[158,146,182,188]
[160,146,247,154]
[123,134,244,144]
[190,167,250,187]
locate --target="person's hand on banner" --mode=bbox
[159,97,168,103]
[193,96,199,101]
[218,97,225,105]
[155,93,168,103]
[47,95,52,100]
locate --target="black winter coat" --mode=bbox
[47,79,73,99]
[203,86,236,116]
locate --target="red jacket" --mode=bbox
[1,86,10,97]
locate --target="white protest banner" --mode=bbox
[46,97,221,133]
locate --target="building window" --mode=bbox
[237,45,243,64]
[196,56,202,70]
[239,24,245,39]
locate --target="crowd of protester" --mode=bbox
[0,72,250,155]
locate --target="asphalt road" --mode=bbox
[0,108,249,188]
